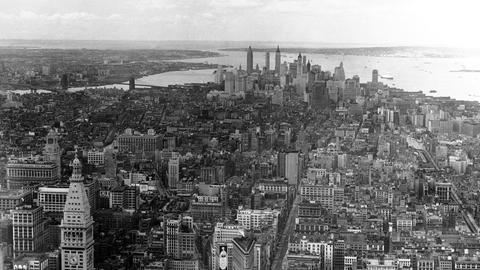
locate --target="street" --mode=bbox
[271,192,301,270]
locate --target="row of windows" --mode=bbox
[0,199,23,210]
[14,240,35,251]
[39,193,66,202]
[8,169,55,178]
[13,227,36,238]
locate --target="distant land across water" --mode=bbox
[2,40,480,102]
[220,46,477,58]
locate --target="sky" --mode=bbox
[0,0,479,48]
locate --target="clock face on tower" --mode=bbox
[69,254,79,265]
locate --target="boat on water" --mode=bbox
[380,74,394,80]
[429,90,437,93]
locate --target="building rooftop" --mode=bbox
[0,189,31,199]
[233,236,255,253]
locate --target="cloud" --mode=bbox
[0,0,478,48]
[106,14,122,20]
[2,10,100,21]
[47,12,98,21]
[209,0,267,9]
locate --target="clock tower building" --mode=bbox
[60,155,94,270]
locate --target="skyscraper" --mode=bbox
[247,46,253,75]
[297,53,303,77]
[333,62,345,81]
[12,204,46,257]
[285,152,299,185]
[225,71,235,93]
[302,55,307,73]
[215,65,224,84]
[372,69,379,83]
[344,78,360,101]
[277,152,286,178]
[44,129,61,178]
[60,155,94,270]
[311,81,330,110]
[265,52,270,70]
[168,158,180,189]
[275,46,281,74]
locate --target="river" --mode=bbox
[176,49,480,101]
[11,47,480,102]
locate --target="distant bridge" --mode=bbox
[118,82,168,89]
[2,77,178,94]
[1,82,66,94]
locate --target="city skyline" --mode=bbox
[0,0,479,48]
[3,1,480,269]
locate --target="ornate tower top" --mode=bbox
[276,45,280,53]
[70,154,83,182]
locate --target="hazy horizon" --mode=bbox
[0,39,479,54]
[1,0,479,49]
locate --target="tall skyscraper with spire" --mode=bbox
[60,155,94,270]
[247,46,253,74]
[296,53,303,77]
[275,46,281,74]
[265,52,270,70]
[44,129,61,178]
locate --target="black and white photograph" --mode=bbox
[1,0,480,270]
